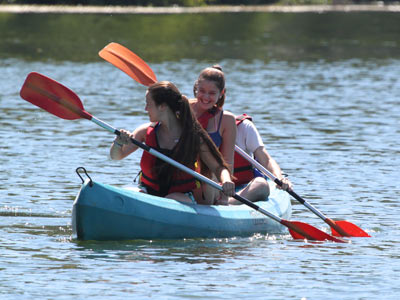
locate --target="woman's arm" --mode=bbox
[254,146,293,190]
[253,146,283,179]
[219,111,237,173]
[239,120,292,190]
[199,141,235,196]
[110,123,150,160]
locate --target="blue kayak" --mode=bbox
[72,179,292,241]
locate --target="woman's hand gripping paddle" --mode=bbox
[20,72,347,243]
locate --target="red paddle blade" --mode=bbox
[331,220,371,237]
[99,42,157,86]
[20,72,92,121]
[282,220,348,243]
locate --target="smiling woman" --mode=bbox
[190,66,273,205]
[190,66,238,204]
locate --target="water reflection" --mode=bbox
[72,235,287,264]
[1,12,400,62]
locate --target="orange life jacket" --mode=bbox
[140,123,198,196]
[233,114,255,185]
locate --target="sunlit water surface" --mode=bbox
[1,11,400,300]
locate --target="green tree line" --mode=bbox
[1,0,399,6]
[0,0,275,5]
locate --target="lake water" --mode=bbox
[1,10,400,300]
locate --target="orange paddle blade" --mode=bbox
[20,72,92,121]
[331,220,371,237]
[282,220,348,243]
[99,42,157,86]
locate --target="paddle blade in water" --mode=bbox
[20,72,92,120]
[331,220,371,237]
[99,42,157,86]
[282,220,348,243]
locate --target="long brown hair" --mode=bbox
[195,65,226,108]
[147,81,229,187]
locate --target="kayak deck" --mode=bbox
[72,179,291,241]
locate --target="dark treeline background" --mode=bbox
[1,0,399,6]
[3,0,278,5]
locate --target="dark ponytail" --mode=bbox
[147,81,229,188]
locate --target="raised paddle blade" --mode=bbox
[330,220,371,237]
[20,72,92,121]
[99,42,157,86]
[282,220,348,243]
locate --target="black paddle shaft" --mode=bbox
[274,178,306,205]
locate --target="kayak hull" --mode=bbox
[72,179,291,241]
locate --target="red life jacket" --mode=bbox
[140,123,198,196]
[233,114,255,185]
[197,106,224,147]
[197,106,220,129]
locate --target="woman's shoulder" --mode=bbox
[136,122,153,130]
[239,117,256,128]
[221,110,236,123]
[219,110,236,135]
[134,122,154,136]
[237,118,258,135]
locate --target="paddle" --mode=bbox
[20,72,347,243]
[99,42,157,86]
[99,42,368,239]
[235,146,370,237]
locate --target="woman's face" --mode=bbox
[145,91,161,122]
[196,80,223,110]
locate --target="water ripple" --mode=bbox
[1,55,400,299]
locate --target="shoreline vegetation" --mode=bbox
[1,3,400,13]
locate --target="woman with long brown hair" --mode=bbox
[110,81,235,204]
